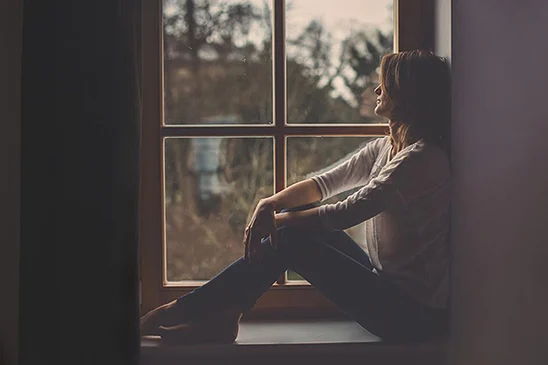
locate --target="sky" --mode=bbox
[165,0,393,45]
[285,0,393,35]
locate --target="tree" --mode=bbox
[341,29,393,120]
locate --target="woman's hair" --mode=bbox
[379,49,451,154]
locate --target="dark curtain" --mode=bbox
[20,0,142,364]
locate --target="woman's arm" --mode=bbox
[263,178,322,212]
[258,137,387,216]
[273,146,419,232]
[244,179,321,246]
[246,138,385,251]
[274,206,324,230]
[244,179,322,260]
[310,137,387,201]
[253,139,385,232]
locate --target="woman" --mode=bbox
[141,49,452,344]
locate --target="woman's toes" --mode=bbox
[140,309,163,335]
[157,323,196,344]
[158,320,239,345]
[140,300,179,335]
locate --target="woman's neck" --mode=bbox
[388,120,420,158]
[388,121,403,157]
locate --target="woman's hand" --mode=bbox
[243,199,278,262]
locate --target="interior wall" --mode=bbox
[448,1,548,364]
[0,0,21,364]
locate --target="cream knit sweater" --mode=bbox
[311,136,451,309]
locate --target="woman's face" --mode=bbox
[373,84,393,119]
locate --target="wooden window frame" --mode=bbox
[140,0,434,318]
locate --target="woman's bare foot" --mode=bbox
[140,299,184,336]
[159,308,243,345]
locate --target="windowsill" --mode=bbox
[141,319,447,365]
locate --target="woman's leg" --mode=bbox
[269,226,446,342]
[178,224,443,341]
[145,203,444,341]
[139,243,286,336]
[170,204,322,321]
[172,250,285,320]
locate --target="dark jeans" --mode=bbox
[175,204,448,342]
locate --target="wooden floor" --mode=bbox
[141,319,447,365]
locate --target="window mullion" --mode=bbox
[274,0,287,285]
[273,0,286,195]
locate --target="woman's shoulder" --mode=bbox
[375,135,392,148]
[402,139,448,165]
[364,136,391,157]
[417,141,450,172]
[390,140,451,182]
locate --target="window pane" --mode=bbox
[163,0,273,125]
[286,0,394,124]
[164,137,273,282]
[286,136,379,281]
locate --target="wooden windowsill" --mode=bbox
[141,319,447,365]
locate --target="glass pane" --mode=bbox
[286,0,394,124]
[286,136,378,281]
[163,0,273,125]
[164,137,274,281]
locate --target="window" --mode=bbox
[141,0,433,317]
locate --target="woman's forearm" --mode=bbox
[274,206,325,230]
[265,178,322,212]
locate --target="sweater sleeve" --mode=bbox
[316,147,415,231]
[310,137,388,201]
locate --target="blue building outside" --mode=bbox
[189,115,240,215]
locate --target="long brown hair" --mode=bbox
[380,50,451,155]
